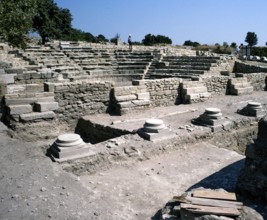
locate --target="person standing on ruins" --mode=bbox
[128,34,132,51]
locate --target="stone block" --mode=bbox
[34,102,59,112]
[119,101,134,108]
[185,94,200,100]
[200,92,211,98]
[5,68,24,74]
[44,82,55,92]
[20,111,55,122]
[0,69,5,74]
[132,100,150,106]
[115,95,136,102]
[183,87,207,94]
[137,92,150,100]
[8,104,32,115]
[0,82,7,96]
[0,74,17,84]
[138,128,175,141]
[5,97,38,105]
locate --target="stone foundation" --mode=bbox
[237,115,267,201]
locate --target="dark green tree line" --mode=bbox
[142,34,172,46]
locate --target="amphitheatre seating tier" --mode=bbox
[146,55,221,79]
[110,84,151,115]
[180,80,211,104]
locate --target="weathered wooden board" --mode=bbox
[186,196,243,209]
[181,203,240,216]
[192,189,237,201]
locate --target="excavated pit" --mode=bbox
[63,95,265,175]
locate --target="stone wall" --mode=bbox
[137,78,182,106]
[237,116,267,201]
[46,81,113,125]
[203,76,229,95]
[234,61,267,73]
[237,73,267,91]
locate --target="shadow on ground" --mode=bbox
[151,159,266,220]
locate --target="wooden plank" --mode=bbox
[185,196,243,209]
[192,189,237,201]
[181,203,240,216]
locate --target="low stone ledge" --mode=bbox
[20,111,55,122]
[34,102,59,112]
[7,104,32,115]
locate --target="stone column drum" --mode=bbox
[138,118,174,141]
[48,133,90,161]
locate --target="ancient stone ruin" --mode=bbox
[0,40,267,219]
[237,115,267,202]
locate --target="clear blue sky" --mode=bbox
[55,0,267,46]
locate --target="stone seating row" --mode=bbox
[228,77,253,95]
[4,90,59,125]
[180,81,211,104]
[110,85,151,115]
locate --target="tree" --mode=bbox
[32,0,73,44]
[222,42,229,48]
[183,40,200,47]
[245,32,258,47]
[95,34,108,43]
[230,42,237,48]
[67,28,95,42]
[142,34,172,46]
[0,0,37,48]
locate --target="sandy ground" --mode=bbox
[0,91,267,220]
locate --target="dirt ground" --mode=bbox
[0,91,267,220]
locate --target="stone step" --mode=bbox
[5,92,54,105]
[230,83,252,89]
[152,68,205,73]
[183,87,208,94]
[230,87,253,95]
[7,104,32,115]
[20,111,55,122]
[117,65,147,70]
[34,101,59,112]
[0,74,16,84]
[7,84,44,94]
[115,94,137,102]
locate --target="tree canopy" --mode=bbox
[142,34,172,46]
[0,0,37,48]
[245,32,258,47]
[32,0,73,44]
[183,40,200,47]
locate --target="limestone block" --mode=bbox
[7,85,26,94]
[183,87,207,94]
[119,101,135,108]
[0,74,17,84]
[5,97,38,105]
[7,104,32,115]
[0,82,7,96]
[185,94,200,100]
[200,92,211,98]
[5,68,24,74]
[20,111,55,122]
[115,94,136,102]
[137,92,150,100]
[0,69,5,74]
[132,100,150,106]
[34,102,59,112]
